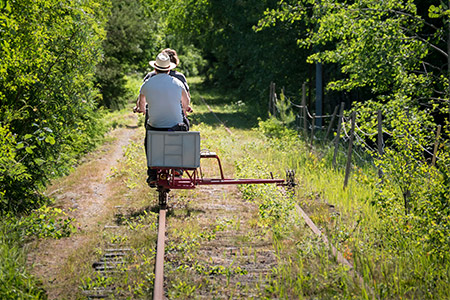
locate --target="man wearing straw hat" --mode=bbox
[134,52,191,186]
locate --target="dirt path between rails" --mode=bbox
[27,114,139,299]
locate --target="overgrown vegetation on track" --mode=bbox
[235,116,450,299]
[0,75,447,298]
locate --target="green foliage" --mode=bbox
[2,207,77,246]
[274,90,296,125]
[16,206,77,240]
[251,116,450,298]
[0,0,109,213]
[256,0,450,260]
[257,89,298,138]
[374,115,450,256]
[95,0,211,110]
[171,44,207,77]
[259,0,429,94]
[0,126,30,205]
[147,0,310,112]
[428,3,450,18]
[80,274,114,291]
[258,117,297,139]
[235,157,295,235]
[349,97,450,257]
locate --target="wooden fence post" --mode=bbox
[344,111,356,189]
[311,114,316,147]
[272,83,278,116]
[403,189,411,215]
[269,82,273,116]
[377,110,384,179]
[332,102,345,169]
[273,91,278,116]
[325,105,339,140]
[302,82,307,136]
[432,125,442,166]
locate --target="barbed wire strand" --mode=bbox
[286,103,446,167]
[408,133,443,161]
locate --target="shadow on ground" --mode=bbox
[189,81,264,129]
[190,111,259,129]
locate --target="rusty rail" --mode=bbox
[153,204,167,300]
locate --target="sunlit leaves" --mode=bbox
[0,0,110,213]
[428,4,450,18]
[257,0,431,97]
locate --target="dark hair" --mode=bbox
[162,48,179,66]
[155,68,169,74]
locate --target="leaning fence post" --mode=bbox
[332,102,345,169]
[269,82,273,116]
[272,83,278,116]
[344,111,356,189]
[310,114,316,147]
[270,82,277,116]
[273,91,278,116]
[325,105,339,140]
[432,125,442,167]
[377,110,384,179]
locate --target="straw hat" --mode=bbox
[149,52,176,71]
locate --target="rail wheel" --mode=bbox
[157,188,169,207]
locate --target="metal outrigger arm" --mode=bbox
[146,131,296,205]
[152,152,296,206]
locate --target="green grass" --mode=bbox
[0,220,47,299]
[189,76,263,130]
[235,119,450,299]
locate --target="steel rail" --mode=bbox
[153,205,167,300]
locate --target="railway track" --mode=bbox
[153,191,168,299]
[83,206,133,299]
[149,186,279,299]
[85,98,369,299]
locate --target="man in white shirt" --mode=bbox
[134,52,191,186]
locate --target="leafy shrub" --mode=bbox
[0,0,109,214]
[349,99,450,257]
[235,156,295,237]
[18,206,77,240]
[3,207,77,246]
[258,117,297,140]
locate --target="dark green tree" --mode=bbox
[148,0,311,114]
[95,0,167,110]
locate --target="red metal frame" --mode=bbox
[151,153,285,190]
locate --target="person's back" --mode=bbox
[134,51,191,187]
[140,73,184,128]
[144,70,189,93]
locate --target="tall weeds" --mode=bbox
[235,118,450,299]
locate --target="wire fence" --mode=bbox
[268,82,449,189]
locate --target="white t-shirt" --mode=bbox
[139,73,185,128]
